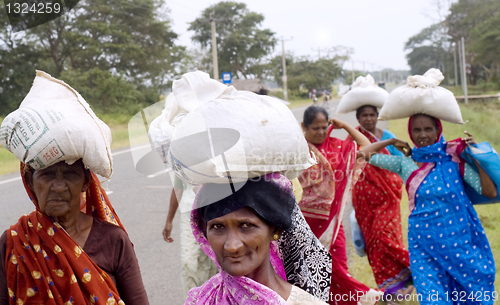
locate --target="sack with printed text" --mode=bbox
[0,71,113,178]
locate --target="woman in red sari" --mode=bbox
[298,106,381,305]
[349,105,413,298]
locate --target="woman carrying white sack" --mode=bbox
[148,71,333,303]
[358,68,497,305]
[337,75,413,299]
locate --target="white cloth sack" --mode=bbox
[148,71,315,184]
[378,68,464,124]
[336,74,388,115]
[0,70,113,178]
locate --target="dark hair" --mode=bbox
[355,105,378,120]
[303,106,328,128]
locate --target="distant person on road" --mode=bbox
[185,173,332,304]
[163,175,217,296]
[297,105,383,305]
[349,105,413,299]
[0,72,148,305]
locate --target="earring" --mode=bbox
[273,234,279,241]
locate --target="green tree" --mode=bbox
[188,1,276,79]
[0,0,185,116]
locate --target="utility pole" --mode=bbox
[461,37,468,105]
[281,36,293,101]
[453,43,458,86]
[210,12,219,80]
[196,13,231,80]
[311,47,329,59]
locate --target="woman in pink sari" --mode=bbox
[298,106,382,305]
[185,173,332,304]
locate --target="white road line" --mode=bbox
[147,169,169,178]
[0,176,21,185]
[112,144,151,156]
[0,144,152,186]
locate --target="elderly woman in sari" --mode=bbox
[350,105,413,297]
[298,105,383,305]
[358,113,497,304]
[0,71,148,305]
[185,173,332,305]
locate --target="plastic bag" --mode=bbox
[349,210,366,257]
[336,74,388,115]
[461,142,500,205]
[0,71,113,178]
[148,71,315,185]
[378,68,464,124]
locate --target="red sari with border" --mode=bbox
[298,125,371,305]
[4,164,127,305]
[350,127,411,295]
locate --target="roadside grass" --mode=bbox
[287,98,314,109]
[349,101,500,301]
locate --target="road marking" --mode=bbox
[0,176,21,185]
[112,144,151,156]
[147,169,170,178]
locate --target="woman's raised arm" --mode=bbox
[329,118,370,147]
[357,138,411,161]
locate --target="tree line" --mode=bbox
[0,0,344,117]
[404,0,500,87]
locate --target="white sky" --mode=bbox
[165,0,443,71]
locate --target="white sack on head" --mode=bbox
[0,70,113,178]
[148,71,315,184]
[336,74,388,115]
[378,68,463,124]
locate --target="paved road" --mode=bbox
[0,99,388,305]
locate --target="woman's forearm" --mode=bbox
[357,139,397,161]
[343,124,370,147]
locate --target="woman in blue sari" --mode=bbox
[358,113,497,305]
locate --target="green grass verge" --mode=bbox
[347,101,500,302]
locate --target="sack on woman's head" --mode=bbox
[0,71,113,178]
[149,71,315,184]
[336,74,388,115]
[378,68,464,124]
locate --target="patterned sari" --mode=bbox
[350,127,411,294]
[298,125,374,305]
[5,164,126,305]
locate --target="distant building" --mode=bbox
[230,78,270,94]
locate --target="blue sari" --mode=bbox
[407,138,495,304]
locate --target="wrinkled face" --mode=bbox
[357,106,378,131]
[303,113,329,144]
[206,207,274,277]
[411,115,439,147]
[28,161,90,218]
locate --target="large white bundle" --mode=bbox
[148,71,315,184]
[0,71,113,178]
[378,68,463,124]
[336,74,388,115]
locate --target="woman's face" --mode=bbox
[206,207,275,277]
[303,113,329,144]
[411,115,439,147]
[357,106,378,131]
[29,161,90,218]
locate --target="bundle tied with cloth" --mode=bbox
[378,68,500,204]
[149,71,333,303]
[148,71,315,188]
[336,74,388,115]
[0,70,113,178]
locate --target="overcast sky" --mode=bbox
[165,0,447,72]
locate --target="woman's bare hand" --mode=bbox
[163,221,174,243]
[328,118,345,129]
[393,139,412,157]
[463,131,478,145]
